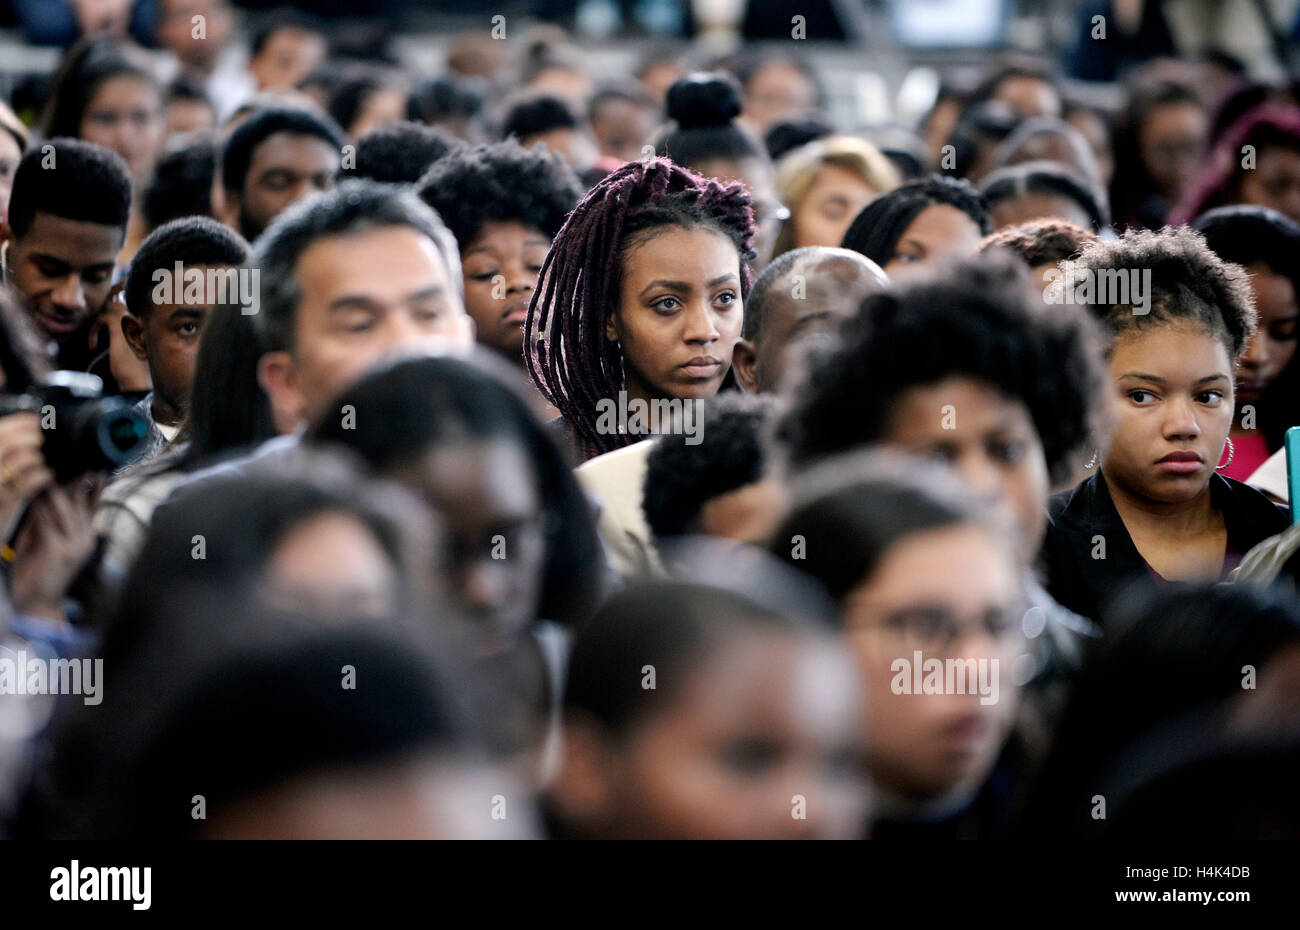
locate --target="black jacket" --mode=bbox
[1040,473,1289,625]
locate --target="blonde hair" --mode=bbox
[772,135,901,257]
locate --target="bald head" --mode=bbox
[735,247,888,394]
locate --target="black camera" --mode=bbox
[0,372,150,481]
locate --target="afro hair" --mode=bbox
[979,218,1098,268]
[1068,225,1257,360]
[642,392,778,542]
[777,251,1104,485]
[415,138,584,248]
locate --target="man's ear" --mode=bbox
[120,311,149,362]
[257,350,307,428]
[731,338,760,393]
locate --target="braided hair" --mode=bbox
[525,157,757,460]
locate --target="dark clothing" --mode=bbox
[1040,472,1289,625]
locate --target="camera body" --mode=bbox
[0,372,150,481]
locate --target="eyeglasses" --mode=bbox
[852,604,1028,657]
[753,198,791,225]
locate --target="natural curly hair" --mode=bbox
[525,157,757,460]
[979,218,1098,268]
[1068,225,1257,360]
[777,251,1103,485]
[416,138,584,248]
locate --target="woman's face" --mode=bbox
[399,438,547,651]
[990,191,1093,232]
[793,163,878,251]
[1235,263,1299,405]
[1101,323,1235,504]
[880,376,1050,561]
[1138,102,1206,202]
[1238,145,1300,224]
[609,225,743,401]
[842,524,1023,805]
[570,632,868,839]
[79,75,165,179]
[743,62,818,134]
[262,511,401,620]
[461,220,549,362]
[883,204,983,282]
[0,129,21,225]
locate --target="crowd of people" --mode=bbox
[0,1,1298,840]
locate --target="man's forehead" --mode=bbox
[251,132,338,168]
[21,212,123,258]
[296,226,449,290]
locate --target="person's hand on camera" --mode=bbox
[9,476,103,622]
[0,411,56,542]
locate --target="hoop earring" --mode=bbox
[1216,436,1235,471]
[1084,449,1098,469]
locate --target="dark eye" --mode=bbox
[715,290,738,307]
[990,439,1026,463]
[1196,390,1224,406]
[653,296,681,313]
[721,739,779,776]
[1128,390,1155,404]
[179,322,200,336]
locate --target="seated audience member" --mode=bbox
[163,75,217,137]
[310,351,603,637]
[547,581,867,839]
[120,217,251,459]
[247,9,328,94]
[771,456,1029,838]
[733,50,826,136]
[141,134,218,233]
[731,246,888,395]
[979,219,1099,292]
[327,66,410,141]
[973,58,1063,121]
[778,255,1104,696]
[218,106,346,242]
[1191,206,1300,488]
[587,82,659,166]
[250,179,471,432]
[979,161,1110,233]
[499,91,599,177]
[351,122,461,185]
[417,140,584,382]
[764,114,835,162]
[652,73,782,267]
[525,158,755,463]
[989,118,1105,188]
[1109,78,1207,230]
[408,73,490,143]
[1042,227,1289,625]
[771,136,901,258]
[2,139,132,373]
[1017,584,1300,837]
[1171,106,1300,226]
[840,175,993,282]
[42,38,166,185]
[643,393,784,564]
[95,301,279,580]
[575,247,885,580]
[311,352,605,767]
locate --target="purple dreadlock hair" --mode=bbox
[525,157,757,460]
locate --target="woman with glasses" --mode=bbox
[772,453,1030,839]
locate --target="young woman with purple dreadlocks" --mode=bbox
[524,157,757,462]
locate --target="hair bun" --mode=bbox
[666,72,743,130]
